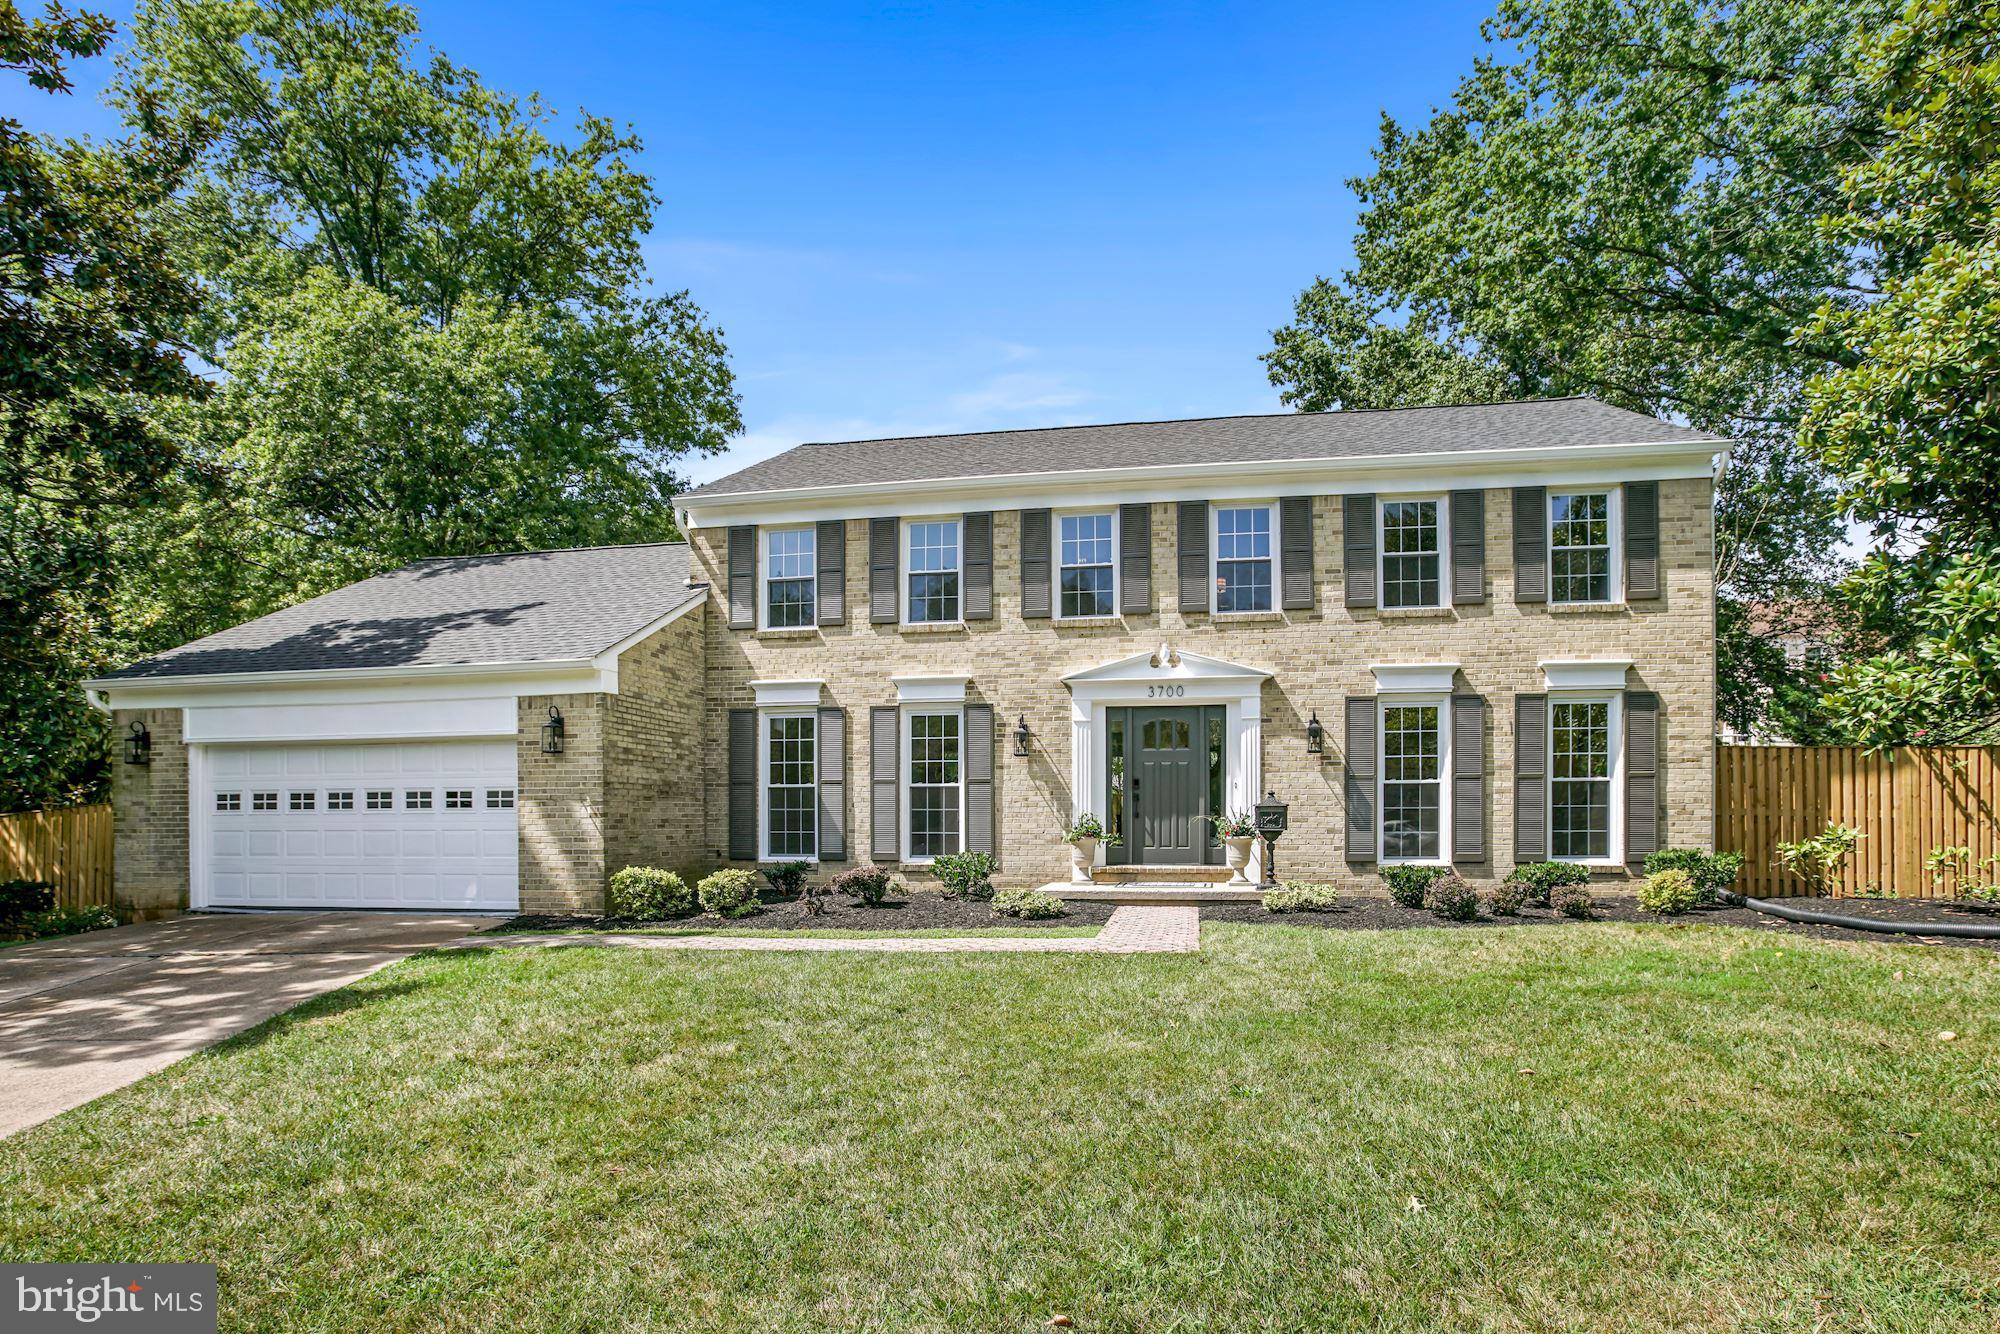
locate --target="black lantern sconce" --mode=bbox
[540,705,566,755]
[1254,790,1290,886]
[1305,710,1324,755]
[1013,714,1033,757]
[124,720,152,766]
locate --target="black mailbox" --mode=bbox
[1255,791,1289,884]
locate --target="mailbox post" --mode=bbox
[1254,791,1290,886]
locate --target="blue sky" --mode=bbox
[10,1,1500,484]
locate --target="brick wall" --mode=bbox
[688,479,1716,890]
[604,603,709,882]
[517,691,606,913]
[110,707,187,920]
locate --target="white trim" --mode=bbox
[900,514,964,627]
[1209,500,1279,614]
[757,525,818,630]
[900,704,966,866]
[1378,694,1452,866]
[1052,507,1121,620]
[1541,659,1633,692]
[1546,485,1624,606]
[1546,692,1625,866]
[891,674,969,704]
[757,708,820,863]
[1376,492,1450,610]
[1371,663,1461,695]
[749,679,825,708]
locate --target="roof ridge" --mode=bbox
[404,539,690,566]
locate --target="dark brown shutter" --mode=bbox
[816,520,845,626]
[1344,696,1376,862]
[1451,694,1486,862]
[963,512,993,620]
[728,708,757,859]
[1513,487,1547,603]
[1177,501,1209,612]
[1514,693,1548,861]
[1451,489,1485,605]
[1280,495,1314,610]
[728,526,756,629]
[1625,481,1660,599]
[817,706,846,861]
[1343,494,1376,609]
[1020,509,1051,619]
[965,703,994,856]
[870,706,899,859]
[1119,503,1152,613]
[1625,691,1661,862]
[869,518,898,624]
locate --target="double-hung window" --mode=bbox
[1213,504,1274,612]
[764,528,817,627]
[1058,512,1116,617]
[1380,700,1447,862]
[1550,700,1614,860]
[906,710,962,860]
[905,519,961,623]
[1549,491,1617,604]
[1379,498,1444,609]
[763,713,817,859]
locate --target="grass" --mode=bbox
[2,922,1996,1329]
[499,923,1103,940]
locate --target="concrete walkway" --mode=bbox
[0,912,492,1139]
[461,904,1202,956]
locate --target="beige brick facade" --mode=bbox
[604,602,710,884]
[688,480,1715,890]
[110,708,188,920]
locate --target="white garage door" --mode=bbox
[202,741,518,911]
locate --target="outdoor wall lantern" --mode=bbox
[1305,710,1324,754]
[124,720,152,766]
[1255,791,1290,886]
[1013,714,1033,757]
[540,705,566,755]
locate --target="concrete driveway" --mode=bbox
[0,912,492,1139]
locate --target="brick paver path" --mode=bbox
[459,904,1200,956]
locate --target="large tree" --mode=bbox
[116,0,739,615]
[0,1,208,811]
[1265,0,1896,738]
[1802,0,2000,745]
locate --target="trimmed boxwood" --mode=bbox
[1383,865,1450,909]
[1263,882,1341,913]
[697,868,762,918]
[828,864,893,905]
[607,867,693,919]
[1637,868,1699,915]
[1642,848,1744,905]
[1503,860,1593,907]
[991,888,1066,919]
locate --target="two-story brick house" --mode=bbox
[91,398,1722,917]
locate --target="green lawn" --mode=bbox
[495,923,1104,940]
[3,923,1996,1329]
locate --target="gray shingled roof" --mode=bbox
[97,543,703,682]
[685,397,1720,499]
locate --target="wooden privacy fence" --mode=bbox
[1717,746,2000,898]
[0,804,112,909]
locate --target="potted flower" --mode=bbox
[1065,814,1106,883]
[1210,811,1258,884]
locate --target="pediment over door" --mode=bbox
[1060,644,1271,690]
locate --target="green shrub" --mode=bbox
[1383,864,1450,909]
[18,905,116,939]
[991,888,1066,919]
[828,864,893,905]
[1263,882,1340,913]
[763,860,812,898]
[0,879,56,924]
[1549,882,1596,919]
[697,868,762,918]
[1642,848,1743,904]
[607,867,693,919]
[1423,872,1480,921]
[1637,868,1699,915]
[932,851,997,900]
[1504,860,1593,907]
[1485,878,1530,916]
[1774,822,1864,895]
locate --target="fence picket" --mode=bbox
[0,805,113,910]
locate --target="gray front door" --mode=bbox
[1131,707,1205,864]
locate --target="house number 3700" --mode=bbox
[1146,684,1186,698]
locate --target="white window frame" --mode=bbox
[900,515,963,626]
[1547,692,1624,866]
[757,708,819,863]
[1376,493,1451,611]
[759,526,818,629]
[1547,487,1623,606]
[901,705,966,865]
[1209,500,1279,614]
[1054,508,1120,620]
[1377,694,1453,866]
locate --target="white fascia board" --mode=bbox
[1542,659,1634,692]
[891,674,970,704]
[1371,663,1462,694]
[750,679,825,708]
[85,660,611,713]
[677,439,1727,528]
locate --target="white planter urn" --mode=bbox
[1224,836,1256,885]
[1069,836,1098,884]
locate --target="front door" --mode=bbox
[1131,707,1205,864]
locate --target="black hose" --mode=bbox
[1718,890,2000,940]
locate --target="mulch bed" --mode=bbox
[1203,893,2000,950]
[500,891,1116,935]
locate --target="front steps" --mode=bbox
[1039,864,1268,904]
